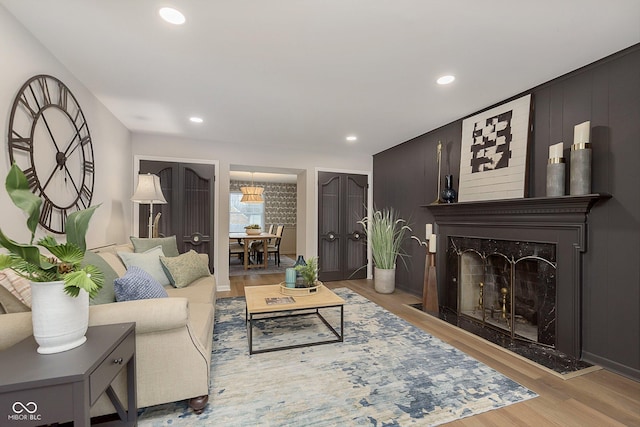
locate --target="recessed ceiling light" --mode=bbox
[159,7,186,25]
[346,135,358,142]
[189,117,203,123]
[437,75,455,85]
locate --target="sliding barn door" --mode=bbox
[139,161,215,272]
[318,171,368,281]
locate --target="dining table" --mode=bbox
[229,232,278,270]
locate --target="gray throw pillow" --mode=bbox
[114,266,168,301]
[83,251,118,305]
[130,236,180,257]
[0,285,30,314]
[118,246,170,286]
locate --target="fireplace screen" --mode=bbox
[452,238,556,347]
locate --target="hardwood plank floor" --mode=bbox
[220,275,640,426]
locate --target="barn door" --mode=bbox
[318,171,367,281]
[139,161,215,272]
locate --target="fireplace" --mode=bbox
[453,237,556,346]
[426,194,609,373]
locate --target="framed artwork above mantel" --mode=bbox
[458,94,532,202]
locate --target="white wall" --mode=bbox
[132,133,373,290]
[0,7,132,249]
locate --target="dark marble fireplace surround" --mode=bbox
[427,194,609,373]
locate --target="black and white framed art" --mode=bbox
[458,94,532,202]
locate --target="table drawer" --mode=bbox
[89,331,135,404]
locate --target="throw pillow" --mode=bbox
[160,250,210,288]
[130,236,179,257]
[0,268,32,307]
[82,251,118,305]
[114,266,168,302]
[0,285,30,314]
[118,246,171,286]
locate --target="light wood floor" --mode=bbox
[221,274,640,426]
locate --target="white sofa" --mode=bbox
[0,242,216,416]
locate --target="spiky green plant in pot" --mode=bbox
[357,207,411,293]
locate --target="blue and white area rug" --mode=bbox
[138,288,537,426]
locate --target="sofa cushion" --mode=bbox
[164,275,216,305]
[83,251,118,305]
[114,266,168,301]
[118,246,170,286]
[0,285,30,314]
[131,236,179,257]
[160,250,210,289]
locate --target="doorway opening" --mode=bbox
[229,166,302,276]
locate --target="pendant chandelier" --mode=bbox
[240,173,264,203]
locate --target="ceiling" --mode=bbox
[2,1,639,156]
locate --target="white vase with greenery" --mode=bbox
[0,164,103,354]
[358,207,411,294]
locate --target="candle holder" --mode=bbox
[570,142,592,195]
[431,141,442,204]
[546,158,566,196]
[411,235,438,315]
[570,121,592,195]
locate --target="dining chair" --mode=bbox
[266,225,284,266]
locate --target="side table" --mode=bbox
[0,322,136,426]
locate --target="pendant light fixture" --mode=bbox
[240,172,264,203]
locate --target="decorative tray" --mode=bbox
[279,282,323,296]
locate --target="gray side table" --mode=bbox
[0,322,136,426]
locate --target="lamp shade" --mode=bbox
[240,185,264,203]
[131,174,167,204]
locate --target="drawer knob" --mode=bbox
[113,357,124,365]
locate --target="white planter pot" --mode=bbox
[374,267,396,294]
[30,281,89,354]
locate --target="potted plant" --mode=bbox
[358,207,411,293]
[294,256,319,288]
[244,224,262,235]
[0,163,103,354]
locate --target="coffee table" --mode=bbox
[244,284,344,354]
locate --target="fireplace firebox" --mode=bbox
[453,237,556,346]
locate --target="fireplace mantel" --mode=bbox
[424,193,611,225]
[422,193,611,360]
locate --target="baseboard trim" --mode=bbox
[582,351,640,382]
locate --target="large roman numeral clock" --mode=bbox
[8,75,95,233]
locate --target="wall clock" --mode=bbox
[8,74,95,234]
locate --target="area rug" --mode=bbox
[137,288,537,426]
[229,254,295,276]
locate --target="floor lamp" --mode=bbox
[131,173,167,238]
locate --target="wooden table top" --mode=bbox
[245,284,345,314]
[229,232,277,240]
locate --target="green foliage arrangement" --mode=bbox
[244,224,261,229]
[357,207,411,270]
[294,256,319,287]
[0,163,103,298]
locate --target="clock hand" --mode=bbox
[39,164,60,196]
[28,86,63,153]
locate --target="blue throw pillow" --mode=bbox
[114,266,168,302]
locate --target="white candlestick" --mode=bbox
[428,234,436,253]
[425,223,432,240]
[574,121,591,145]
[549,142,564,159]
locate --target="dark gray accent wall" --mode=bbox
[373,44,640,380]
